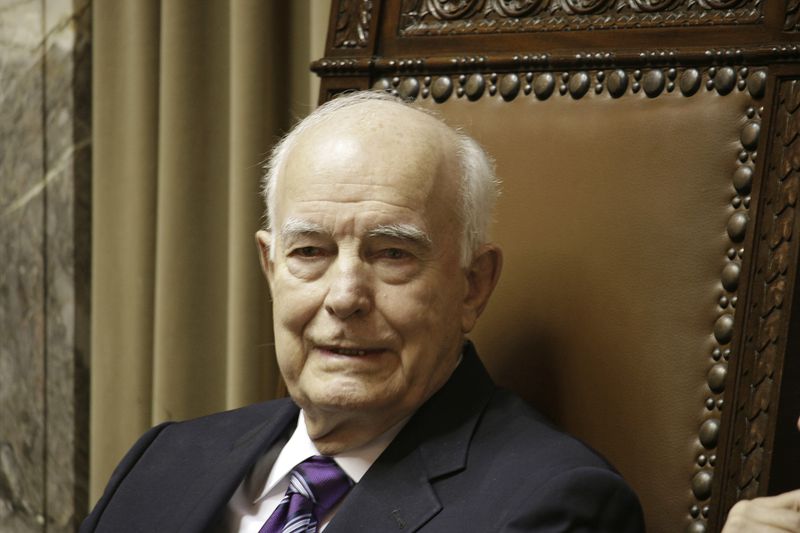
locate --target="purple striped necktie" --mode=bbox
[259,455,354,533]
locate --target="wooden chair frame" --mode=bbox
[312,2,800,530]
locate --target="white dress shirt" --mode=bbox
[223,410,409,532]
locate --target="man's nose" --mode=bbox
[323,256,372,320]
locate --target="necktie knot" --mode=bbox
[288,456,353,517]
[260,455,353,533]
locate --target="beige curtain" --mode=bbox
[90,0,330,503]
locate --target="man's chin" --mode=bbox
[304,389,391,413]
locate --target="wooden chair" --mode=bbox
[313,2,800,530]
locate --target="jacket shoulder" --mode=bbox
[81,397,298,533]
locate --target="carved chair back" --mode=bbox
[314,2,800,531]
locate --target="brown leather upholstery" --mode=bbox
[417,89,752,528]
[314,2,800,531]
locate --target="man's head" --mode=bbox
[256,92,502,451]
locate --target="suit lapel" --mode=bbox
[326,343,495,532]
[325,444,441,532]
[175,399,299,533]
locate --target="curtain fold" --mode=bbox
[91,0,161,501]
[91,0,329,504]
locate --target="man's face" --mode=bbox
[260,104,475,427]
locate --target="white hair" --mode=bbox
[261,90,499,266]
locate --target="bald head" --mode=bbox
[262,91,498,265]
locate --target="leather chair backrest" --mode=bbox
[314,2,800,531]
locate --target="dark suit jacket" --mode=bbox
[82,343,645,532]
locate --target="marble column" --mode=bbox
[0,0,91,531]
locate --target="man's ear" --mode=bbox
[461,243,503,333]
[255,230,274,286]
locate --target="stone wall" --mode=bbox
[0,0,91,531]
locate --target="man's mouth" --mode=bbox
[317,345,384,356]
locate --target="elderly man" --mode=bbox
[82,92,644,532]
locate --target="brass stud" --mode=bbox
[533,73,555,100]
[733,166,753,194]
[607,70,628,98]
[713,314,735,344]
[727,212,749,242]
[687,520,706,533]
[715,66,736,95]
[707,364,727,393]
[398,77,420,100]
[465,74,485,101]
[692,470,713,500]
[372,78,392,92]
[680,69,701,96]
[747,70,767,99]
[741,121,761,151]
[721,262,741,292]
[699,419,720,449]
[499,74,521,101]
[643,70,665,98]
[431,77,453,103]
[568,72,590,99]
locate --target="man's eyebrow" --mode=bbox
[367,224,432,247]
[280,218,328,242]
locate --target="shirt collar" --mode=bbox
[254,410,409,504]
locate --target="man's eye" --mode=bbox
[290,246,323,258]
[379,248,410,260]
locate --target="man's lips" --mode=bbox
[315,345,386,356]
